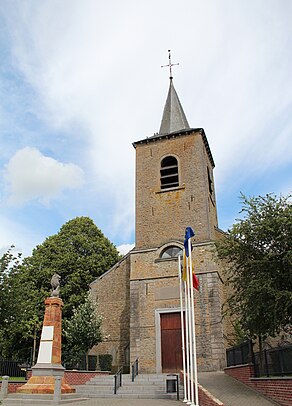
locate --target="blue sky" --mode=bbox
[0,0,291,257]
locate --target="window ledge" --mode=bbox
[155,184,185,194]
[155,257,179,263]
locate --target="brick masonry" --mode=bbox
[43,297,63,364]
[179,371,224,406]
[0,381,24,394]
[198,383,225,406]
[225,364,292,406]
[62,371,108,386]
[17,297,75,395]
[3,371,108,393]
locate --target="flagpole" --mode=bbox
[186,250,195,405]
[188,238,199,406]
[178,255,187,402]
[184,278,191,403]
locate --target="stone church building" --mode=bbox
[90,75,231,373]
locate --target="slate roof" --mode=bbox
[132,78,215,168]
[158,78,190,135]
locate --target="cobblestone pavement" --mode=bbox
[198,371,278,406]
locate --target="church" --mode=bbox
[90,61,231,373]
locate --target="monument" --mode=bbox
[17,274,75,394]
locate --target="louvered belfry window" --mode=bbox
[160,156,179,190]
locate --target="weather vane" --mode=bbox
[161,49,179,80]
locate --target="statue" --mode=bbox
[51,273,61,297]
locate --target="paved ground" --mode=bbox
[3,372,279,406]
[198,371,278,406]
[3,399,181,406]
[66,400,181,406]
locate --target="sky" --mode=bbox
[0,0,291,257]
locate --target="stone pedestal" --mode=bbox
[17,297,75,394]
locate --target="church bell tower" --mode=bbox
[130,52,226,373]
[133,60,218,250]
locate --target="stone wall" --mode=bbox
[89,125,234,375]
[89,236,231,374]
[195,272,226,371]
[130,241,227,373]
[90,255,130,367]
[135,130,218,249]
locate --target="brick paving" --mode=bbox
[198,371,278,406]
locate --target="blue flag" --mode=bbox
[184,227,195,257]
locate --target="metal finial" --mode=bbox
[161,49,179,80]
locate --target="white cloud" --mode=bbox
[117,243,135,256]
[3,2,291,183]
[4,147,84,205]
[0,0,291,250]
[0,214,43,257]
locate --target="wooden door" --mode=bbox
[161,312,183,372]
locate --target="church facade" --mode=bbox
[90,76,231,373]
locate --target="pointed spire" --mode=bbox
[159,51,190,135]
[159,79,190,135]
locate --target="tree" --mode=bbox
[0,247,38,359]
[217,193,292,340]
[63,294,102,369]
[0,217,120,359]
[0,248,52,359]
[22,216,120,318]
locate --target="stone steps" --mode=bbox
[75,391,181,399]
[75,373,183,399]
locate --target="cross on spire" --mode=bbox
[161,49,179,80]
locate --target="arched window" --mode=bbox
[160,246,183,259]
[160,156,179,190]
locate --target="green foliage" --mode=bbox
[99,354,113,371]
[0,217,120,359]
[63,294,102,368]
[232,320,249,345]
[23,216,120,318]
[0,247,41,358]
[217,193,292,339]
